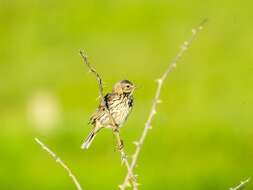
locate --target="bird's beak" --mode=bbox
[130,85,137,95]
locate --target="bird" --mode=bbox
[81,80,136,149]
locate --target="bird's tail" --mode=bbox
[81,130,96,150]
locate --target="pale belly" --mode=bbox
[111,104,131,127]
[98,99,131,128]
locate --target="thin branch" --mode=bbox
[230,178,251,190]
[34,138,83,190]
[79,50,138,188]
[79,51,105,106]
[120,18,208,190]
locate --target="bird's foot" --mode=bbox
[119,139,124,150]
[113,128,119,133]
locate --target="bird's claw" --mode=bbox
[119,139,124,150]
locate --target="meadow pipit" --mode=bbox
[81,80,136,149]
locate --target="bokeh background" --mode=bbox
[1,0,253,189]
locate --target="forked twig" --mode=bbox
[120,18,208,190]
[230,178,250,190]
[34,138,83,190]
[79,50,138,188]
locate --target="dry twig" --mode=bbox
[79,50,138,188]
[120,18,208,190]
[34,138,83,190]
[230,178,250,190]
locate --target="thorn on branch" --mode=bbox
[184,41,189,46]
[157,99,162,104]
[157,79,162,84]
[133,141,140,147]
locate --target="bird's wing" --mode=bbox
[89,93,111,125]
[128,95,134,108]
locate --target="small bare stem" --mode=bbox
[79,51,105,106]
[120,18,208,190]
[34,138,83,190]
[230,178,250,190]
[79,50,138,188]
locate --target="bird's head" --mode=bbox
[113,80,136,95]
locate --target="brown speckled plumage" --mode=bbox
[81,80,135,149]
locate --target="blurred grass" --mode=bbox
[1,0,253,189]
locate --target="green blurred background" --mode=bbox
[1,0,253,189]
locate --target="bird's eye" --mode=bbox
[126,85,130,88]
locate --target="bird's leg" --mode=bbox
[112,125,124,150]
[112,132,121,151]
[112,124,119,132]
[115,138,124,151]
[119,139,124,150]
